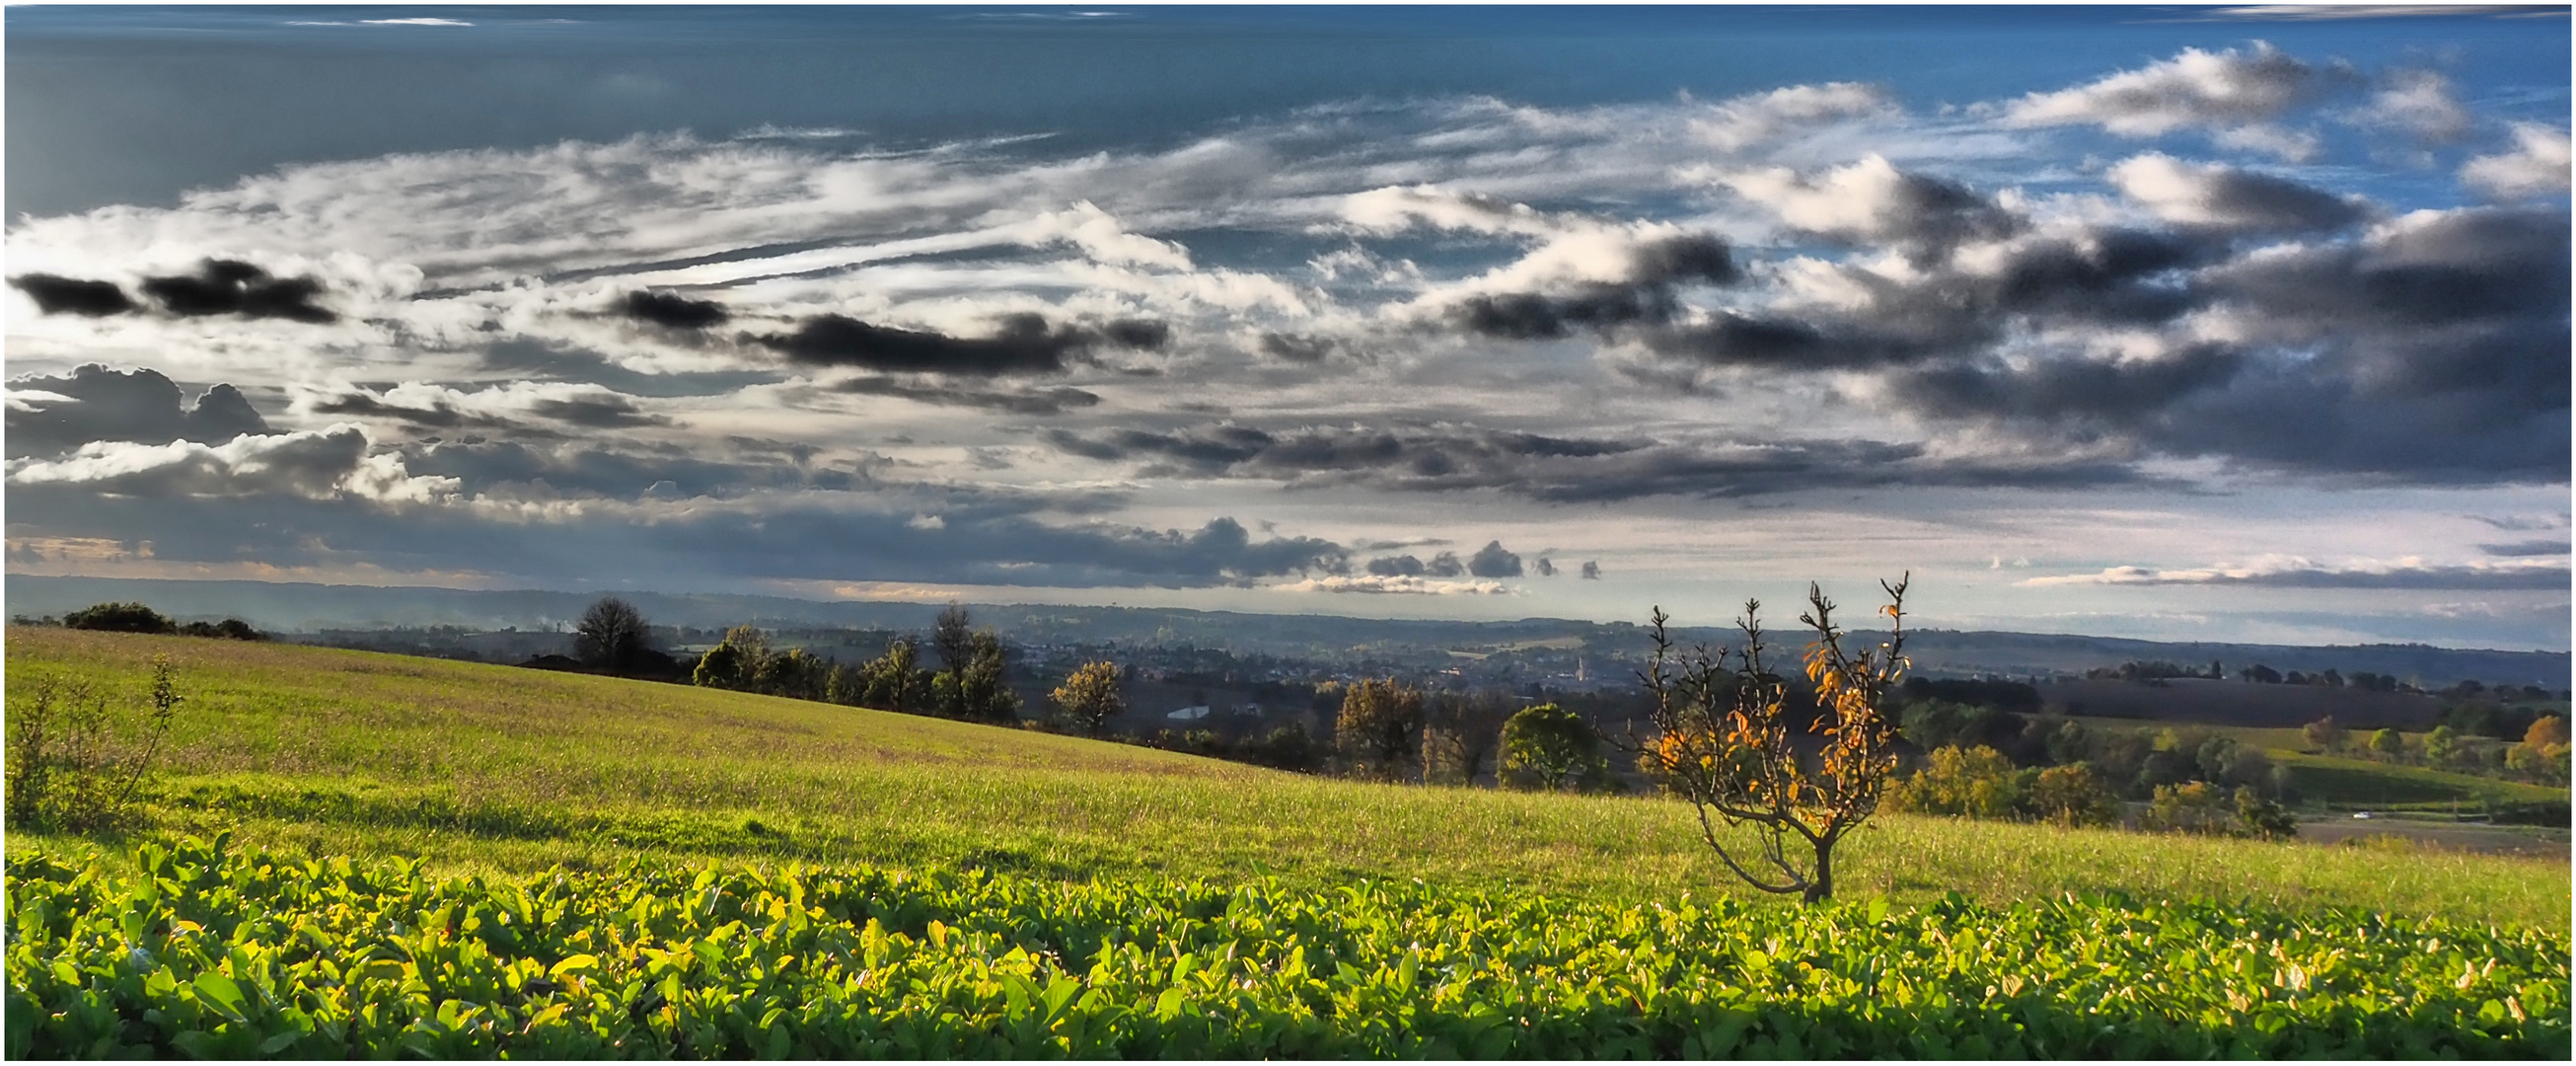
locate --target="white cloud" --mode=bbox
[2106,152,2363,231]
[2022,556,2568,589]
[2354,69,2472,145]
[2461,122,2572,200]
[1273,574,1513,595]
[1691,82,1898,152]
[4,426,457,501]
[2004,43,2333,159]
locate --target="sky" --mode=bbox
[4,4,2570,649]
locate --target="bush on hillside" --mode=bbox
[1883,745,2028,819]
[2027,763,2123,828]
[176,618,266,641]
[61,602,177,635]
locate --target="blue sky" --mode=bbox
[5,5,2570,648]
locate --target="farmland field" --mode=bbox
[6,628,2573,1057]
[6,629,2568,925]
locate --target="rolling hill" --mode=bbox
[3,626,2566,928]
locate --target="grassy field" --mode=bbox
[2075,715,2570,809]
[6,627,2569,929]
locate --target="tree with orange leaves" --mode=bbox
[1636,575,1910,904]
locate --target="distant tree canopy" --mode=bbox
[2084,660,2211,682]
[932,604,975,672]
[177,619,266,642]
[2301,716,2345,752]
[1051,660,1125,735]
[932,628,1020,723]
[63,602,176,635]
[694,625,773,691]
[831,637,931,715]
[2529,715,2569,751]
[1336,678,1425,781]
[573,597,654,675]
[1498,704,1610,793]
[1422,691,1513,786]
[1897,676,2041,715]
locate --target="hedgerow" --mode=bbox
[7,835,2567,1058]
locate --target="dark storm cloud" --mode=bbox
[9,480,1346,591]
[1467,540,1522,577]
[2480,539,2571,558]
[2177,168,2363,232]
[10,274,139,316]
[1638,225,2209,371]
[1099,319,1171,350]
[1044,420,2145,499]
[304,384,669,433]
[527,395,667,428]
[1365,554,1426,576]
[1450,232,1740,341]
[754,312,1159,377]
[400,438,869,499]
[619,290,730,329]
[1865,205,2569,482]
[5,364,271,459]
[138,260,336,323]
[1258,332,1360,364]
[2112,155,2365,234]
[833,376,1103,416]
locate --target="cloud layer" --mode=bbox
[3,36,2565,643]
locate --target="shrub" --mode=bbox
[1883,745,2026,819]
[4,656,184,831]
[1236,723,1325,773]
[2026,763,2123,828]
[2234,786,2298,841]
[61,601,176,635]
[175,618,266,641]
[2140,781,2235,835]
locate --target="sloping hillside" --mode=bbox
[4,627,2564,927]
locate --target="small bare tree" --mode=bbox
[1636,575,1909,903]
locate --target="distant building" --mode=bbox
[1167,705,1212,722]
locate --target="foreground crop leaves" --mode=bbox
[3,835,2568,1058]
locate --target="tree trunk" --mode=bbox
[1802,836,1835,904]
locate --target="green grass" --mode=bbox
[2074,715,2569,809]
[7,628,2568,928]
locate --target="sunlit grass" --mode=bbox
[8,627,2566,928]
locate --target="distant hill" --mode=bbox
[2040,677,2449,730]
[8,573,2567,690]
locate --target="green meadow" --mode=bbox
[6,627,2567,929]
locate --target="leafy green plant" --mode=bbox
[6,836,2566,1059]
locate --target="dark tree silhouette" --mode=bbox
[932,604,975,672]
[573,597,653,675]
